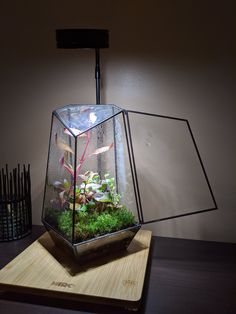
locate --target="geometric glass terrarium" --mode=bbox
[42,104,217,260]
[42,104,141,259]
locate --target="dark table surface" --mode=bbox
[0,225,236,314]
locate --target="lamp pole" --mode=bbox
[56,29,109,104]
[95,48,101,104]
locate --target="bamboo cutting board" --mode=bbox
[0,229,152,309]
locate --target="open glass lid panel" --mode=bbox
[125,110,217,224]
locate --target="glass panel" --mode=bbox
[42,114,76,242]
[114,112,141,221]
[127,111,217,224]
[55,104,122,136]
[72,111,140,244]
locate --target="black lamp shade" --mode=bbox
[56,29,109,49]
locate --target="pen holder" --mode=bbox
[0,164,32,241]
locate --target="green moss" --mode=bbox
[48,172,136,243]
[57,211,73,240]
[57,206,136,243]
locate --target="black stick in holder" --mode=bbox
[0,164,32,241]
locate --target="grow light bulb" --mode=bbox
[89,112,97,124]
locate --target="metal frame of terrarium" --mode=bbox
[42,103,218,259]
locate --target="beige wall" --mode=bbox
[0,0,235,242]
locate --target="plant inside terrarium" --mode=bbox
[45,126,136,242]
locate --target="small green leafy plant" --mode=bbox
[46,171,136,242]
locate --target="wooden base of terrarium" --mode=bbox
[0,229,152,309]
